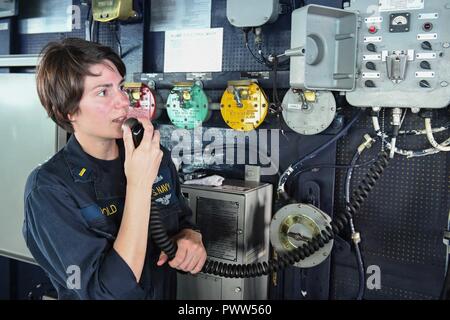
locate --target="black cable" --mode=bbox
[286,158,378,195]
[345,148,370,300]
[150,152,390,278]
[241,27,287,116]
[242,27,265,65]
[206,151,389,278]
[256,41,289,69]
[246,43,266,65]
[243,28,289,70]
[353,242,365,299]
[271,55,282,113]
[278,110,363,193]
[441,262,450,299]
[150,201,178,260]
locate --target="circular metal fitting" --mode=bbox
[270,203,333,268]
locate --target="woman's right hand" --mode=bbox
[122,117,163,194]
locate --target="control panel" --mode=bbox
[345,0,450,109]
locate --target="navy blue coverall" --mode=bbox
[23,135,195,299]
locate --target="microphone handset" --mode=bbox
[123,117,144,148]
[123,117,178,261]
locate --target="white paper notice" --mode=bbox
[164,28,223,73]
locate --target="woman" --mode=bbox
[23,38,206,300]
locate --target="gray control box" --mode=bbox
[226,0,279,28]
[290,2,450,109]
[290,5,358,91]
[177,180,272,300]
[345,0,450,109]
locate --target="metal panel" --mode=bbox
[0,74,60,263]
[345,0,450,108]
[289,5,358,91]
[177,180,272,300]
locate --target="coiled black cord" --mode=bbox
[149,201,178,260]
[150,152,390,278]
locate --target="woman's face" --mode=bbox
[69,59,129,140]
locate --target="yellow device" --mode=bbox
[92,0,134,22]
[220,81,269,131]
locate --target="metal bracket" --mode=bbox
[386,51,410,83]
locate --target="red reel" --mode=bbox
[124,82,159,120]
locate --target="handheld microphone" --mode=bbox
[123,118,144,148]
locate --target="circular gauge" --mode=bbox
[392,15,408,25]
[389,13,410,32]
[220,81,269,131]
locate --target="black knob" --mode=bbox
[420,61,431,69]
[365,80,376,88]
[419,80,431,88]
[366,43,377,52]
[366,62,376,70]
[421,41,432,50]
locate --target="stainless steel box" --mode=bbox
[177,179,273,300]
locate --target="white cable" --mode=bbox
[389,108,402,159]
[425,118,450,152]
[371,116,449,158]
[390,137,396,158]
[399,126,449,136]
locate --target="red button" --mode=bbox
[369,25,377,34]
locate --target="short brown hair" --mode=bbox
[36,38,126,133]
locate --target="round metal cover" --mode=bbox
[166,83,210,129]
[220,82,269,131]
[282,89,336,135]
[270,203,333,268]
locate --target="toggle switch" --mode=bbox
[366,62,376,70]
[420,61,431,69]
[421,41,432,50]
[366,43,377,52]
[419,80,431,88]
[365,80,376,87]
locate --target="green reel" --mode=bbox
[166,82,210,129]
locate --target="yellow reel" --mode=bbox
[92,0,135,22]
[220,81,269,131]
